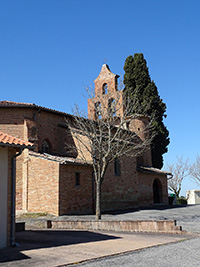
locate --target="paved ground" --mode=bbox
[0,230,192,266]
[1,205,200,266]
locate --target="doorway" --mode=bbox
[153,178,163,204]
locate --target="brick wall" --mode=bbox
[0,103,168,216]
[27,155,94,216]
[0,107,77,212]
[0,106,74,157]
[0,107,29,126]
[101,156,139,211]
[129,116,152,166]
[100,158,168,211]
[34,111,67,155]
[88,64,123,120]
[27,155,60,215]
[137,172,168,205]
[0,124,25,139]
[0,108,33,212]
[15,154,24,210]
[59,164,93,215]
[71,131,92,162]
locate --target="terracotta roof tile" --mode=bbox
[0,132,34,149]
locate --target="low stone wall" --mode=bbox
[47,220,183,234]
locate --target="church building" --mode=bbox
[0,65,169,215]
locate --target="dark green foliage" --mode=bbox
[177,197,187,205]
[123,53,169,169]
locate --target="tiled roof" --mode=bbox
[0,132,34,149]
[0,100,72,117]
[0,100,35,106]
[29,151,92,166]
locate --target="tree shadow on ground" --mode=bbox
[0,230,120,263]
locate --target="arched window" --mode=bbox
[95,102,101,119]
[102,83,108,94]
[42,139,51,154]
[108,98,116,117]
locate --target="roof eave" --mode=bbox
[0,142,35,150]
[0,103,73,118]
[137,166,171,175]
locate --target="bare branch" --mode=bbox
[67,85,154,219]
[190,154,200,186]
[166,156,190,198]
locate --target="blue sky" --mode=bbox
[0,0,200,195]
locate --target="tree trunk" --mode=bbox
[175,191,180,199]
[95,180,101,220]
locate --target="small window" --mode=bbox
[102,83,108,94]
[114,157,121,176]
[95,102,102,119]
[75,172,80,187]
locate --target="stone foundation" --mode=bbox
[48,220,183,234]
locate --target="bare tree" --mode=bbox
[190,154,200,186]
[166,156,190,198]
[67,88,154,220]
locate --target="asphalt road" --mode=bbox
[72,237,200,267]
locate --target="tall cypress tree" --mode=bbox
[123,53,169,169]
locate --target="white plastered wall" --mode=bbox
[186,190,200,204]
[0,147,8,248]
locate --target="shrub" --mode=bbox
[177,197,187,205]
